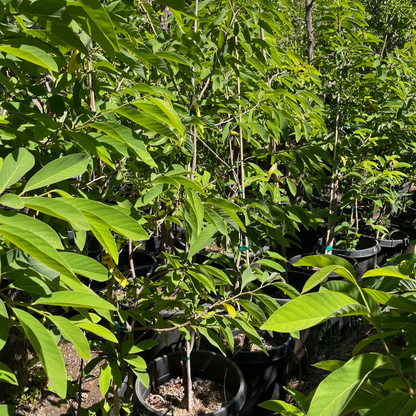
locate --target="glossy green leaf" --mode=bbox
[148,97,184,136]
[23,154,89,193]
[261,291,368,332]
[124,354,149,387]
[0,212,63,249]
[89,122,156,167]
[14,308,67,398]
[99,362,112,396]
[188,224,217,259]
[0,363,18,386]
[48,315,90,360]
[76,323,118,343]
[295,255,356,281]
[0,194,24,209]
[59,252,111,282]
[313,360,345,372]
[0,224,78,283]
[398,397,416,416]
[0,42,58,73]
[364,289,416,313]
[241,268,257,290]
[356,392,408,416]
[60,198,148,242]
[115,107,177,140]
[153,0,196,18]
[23,197,90,230]
[363,266,410,280]
[259,400,304,416]
[0,301,9,351]
[307,354,387,416]
[8,272,52,297]
[0,405,15,416]
[78,0,119,52]
[35,291,117,310]
[84,211,118,263]
[199,327,226,356]
[0,148,35,194]
[237,299,267,324]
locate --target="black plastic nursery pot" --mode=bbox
[201,330,294,416]
[377,229,410,266]
[391,211,416,254]
[317,236,380,282]
[133,350,247,416]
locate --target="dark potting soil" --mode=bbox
[143,376,233,416]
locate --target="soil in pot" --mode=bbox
[134,350,246,416]
[143,376,233,416]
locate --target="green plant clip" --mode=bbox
[239,245,251,252]
[181,356,190,361]
[325,246,333,252]
[113,321,132,334]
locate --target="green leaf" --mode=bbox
[99,362,112,396]
[115,107,177,140]
[187,269,216,293]
[78,0,119,52]
[23,154,89,193]
[0,42,58,73]
[313,360,345,372]
[295,255,356,281]
[0,148,35,194]
[0,301,9,351]
[0,405,15,416]
[0,363,18,386]
[35,291,117,311]
[60,198,148,242]
[0,194,24,209]
[89,122,156,167]
[241,268,257,290]
[259,400,304,416]
[76,322,118,343]
[152,0,196,18]
[261,291,368,332]
[364,289,416,313]
[237,299,267,324]
[286,178,297,196]
[59,252,111,282]
[23,197,90,230]
[85,212,118,263]
[48,316,90,360]
[307,354,387,416]
[125,354,149,388]
[148,97,184,137]
[135,183,165,208]
[14,308,67,398]
[0,225,82,287]
[0,212,63,249]
[398,397,416,416]
[8,271,52,297]
[188,224,217,259]
[199,327,226,356]
[363,266,410,280]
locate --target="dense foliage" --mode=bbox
[0,0,416,415]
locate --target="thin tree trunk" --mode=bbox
[305,0,315,64]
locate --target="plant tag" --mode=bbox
[102,252,128,288]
